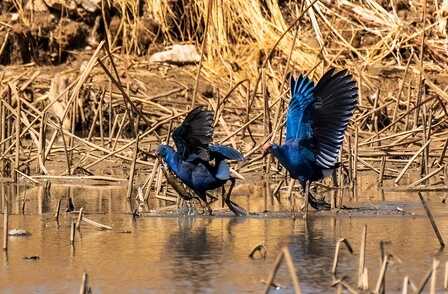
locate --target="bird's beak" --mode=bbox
[229,168,245,180]
[151,149,160,158]
[261,142,271,158]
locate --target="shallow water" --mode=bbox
[1,178,448,293]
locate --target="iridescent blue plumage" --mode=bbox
[158,107,245,215]
[266,68,358,209]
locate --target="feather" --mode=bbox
[314,68,358,169]
[209,144,245,161]
[285,74,315,141]
[172,106,214,160]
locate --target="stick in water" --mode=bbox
[418,192,445,248]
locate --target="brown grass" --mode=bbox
[0,0,447,208]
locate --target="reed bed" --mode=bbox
[0,0,447,209]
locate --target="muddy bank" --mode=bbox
[0,0,160,65]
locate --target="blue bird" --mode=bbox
[157,106,246,216]
[263,68,358,210]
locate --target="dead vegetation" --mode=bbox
[0,0,447,214]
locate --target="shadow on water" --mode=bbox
[166,218,221,291]
[1,175,448,292]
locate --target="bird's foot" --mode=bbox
[207,206,213,216]
[308,192,331,210]
[225,199,247,216]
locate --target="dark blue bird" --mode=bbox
[263,68,358,210]
[157,106,246,216]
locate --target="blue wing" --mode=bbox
[209,144,244,161]
[285,74,315,142]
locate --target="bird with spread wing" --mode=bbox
[156,106,246,216]
[263,68,358,211]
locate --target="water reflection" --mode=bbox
[1,177,448,292]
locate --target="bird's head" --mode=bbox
[262,142,273,157]
[155,144,172,160]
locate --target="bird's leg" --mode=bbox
[224,179,247,216]
[221,186,225,208]
[205,201,213,216]
[308,190,331,210]
[303,180,310,219]
[198,195,213,215]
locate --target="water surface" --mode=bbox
[1,178,448,293]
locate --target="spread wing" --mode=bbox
[285,74,315,142]
[313,68,358,169]
[172,106,214,160]
[209,144,245,161]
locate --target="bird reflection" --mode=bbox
[288,218,344,289]
[165,218,223,292]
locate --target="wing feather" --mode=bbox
[172,106,214,160]
[313,69,358,169]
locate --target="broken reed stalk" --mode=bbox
[374,255,389,294]
[61,130,72,175]
[191,0,213,108]
[15,170,38,184]
[70,220,76,245]
[76,207,84,230]
[54,198,62,221]
[430,258,439,294]
[3,207,7,251]
[416,266,433,294]
[353,124,359,185]
[126,134,139,200]
[99,92,104,147]
[0,97,5,178]
[379,240,388,294]
[263,247,284,294]
[13,95,20,182]
[413,0,427,130]
[263,247,301,294]
[282,247,301,294]
[418,192,445,248]
[144,158,160,201]
[402,276,409,294]
[82,216,112,230]
[358,225,367,289]
[80,272,89,294]
[378,155,386,186]
[408,165,445,187]
[38,112,47,174]
[249,243,267,259]
[395,140,432,184]
[392,53,413,131]
[331,238,353,275]
[332,279,358,294]
[444,261,448,289]
[303,181,309,219]
[438,138,448,165]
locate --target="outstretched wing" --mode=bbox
[285,74,315,142]
[313,68,358,169]
[172,106,214,160]
[209,144,245,161]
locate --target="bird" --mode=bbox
[157,106,246,216]
[262,68,358,211]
